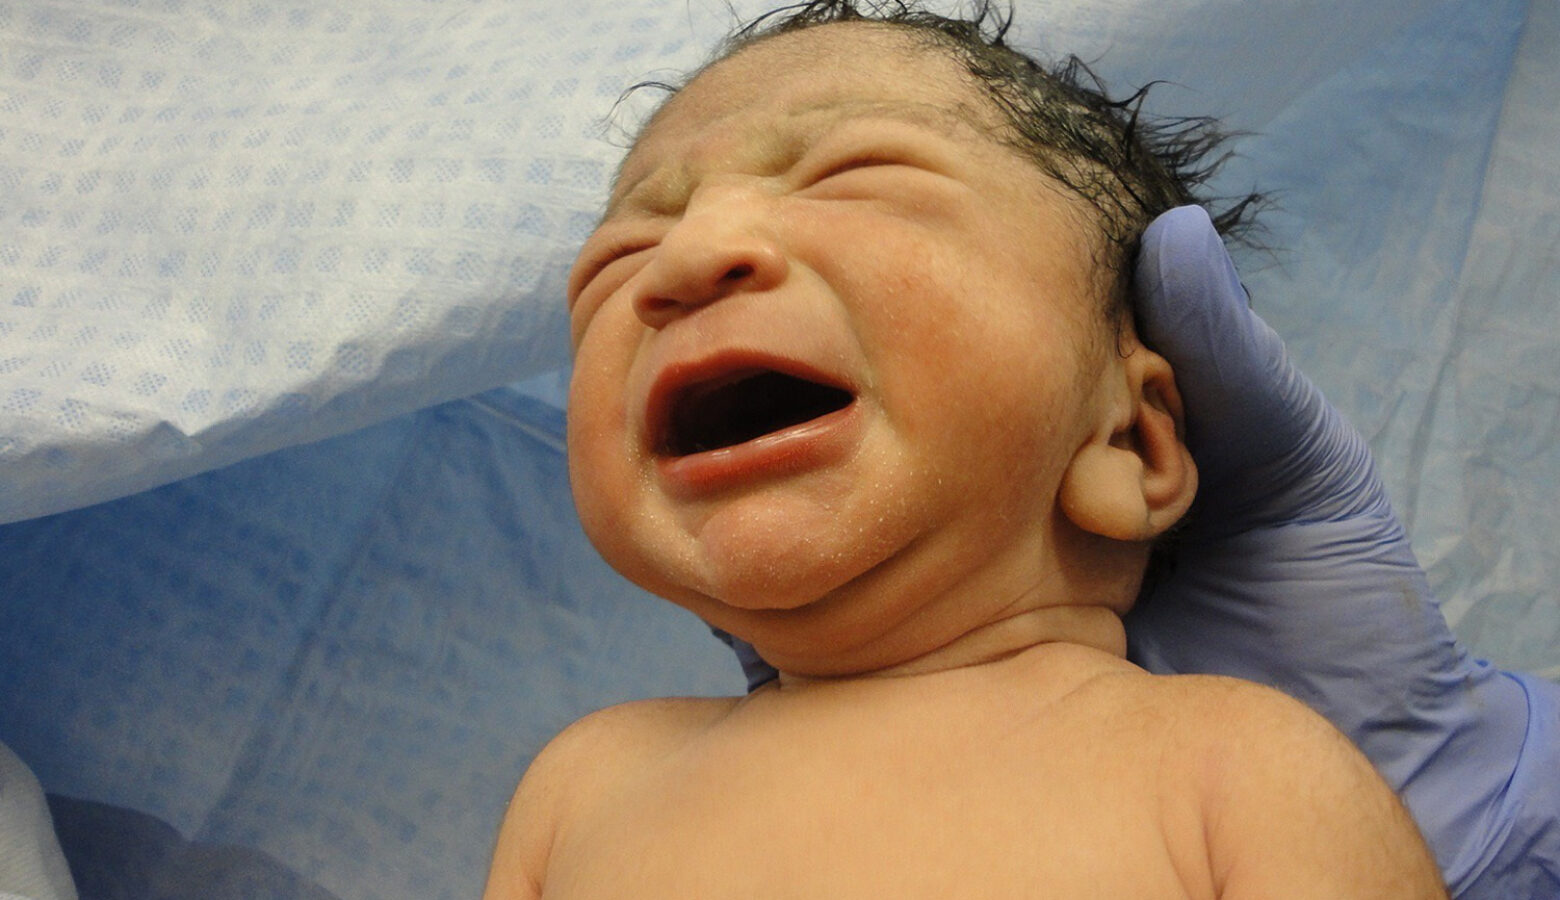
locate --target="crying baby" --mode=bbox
[484,4,1446,898]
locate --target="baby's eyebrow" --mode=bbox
[599,98,985,224]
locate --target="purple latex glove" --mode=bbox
[1124,205,1558,898]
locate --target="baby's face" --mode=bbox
[566,23,1125,675]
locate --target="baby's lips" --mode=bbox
[652,390,865,500]
[644,349,857,458]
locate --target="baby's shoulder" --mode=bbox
[536,694,741,784]
[484,696,739,899]
[1031,649,1328,738]
[1052,666,1393,811]
[1148,673,1353,754]
[1094,670,1358,771]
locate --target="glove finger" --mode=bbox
[1136,206,1312,477]
[1136,206,1385,524]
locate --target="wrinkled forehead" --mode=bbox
[608,22,1002,214]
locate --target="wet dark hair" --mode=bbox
[628,0,1262,333]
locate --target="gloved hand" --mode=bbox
[1123,205,1558,899]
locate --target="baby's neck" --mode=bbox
[776,604,1128,689]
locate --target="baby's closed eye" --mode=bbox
[794,159,914,200]
[791,134,965,208]
[569,237,655,314]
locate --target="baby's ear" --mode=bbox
[1059,345,1197,542]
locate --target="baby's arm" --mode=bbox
[1189,678,1449,899]
[483,698,733,900]
[483,714,593,900]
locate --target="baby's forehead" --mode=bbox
[608,24,1003,216]
[616,97,978,203]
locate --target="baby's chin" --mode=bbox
[614,513,913,620]
[689,562,870,615]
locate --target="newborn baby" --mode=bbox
[485,4,1447,897]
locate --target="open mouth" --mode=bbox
[658,369,855,457]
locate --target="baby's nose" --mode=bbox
[633,203,789,328]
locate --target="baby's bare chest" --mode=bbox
[542,678,1214,899]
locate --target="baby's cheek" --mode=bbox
[566,371,632,508]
